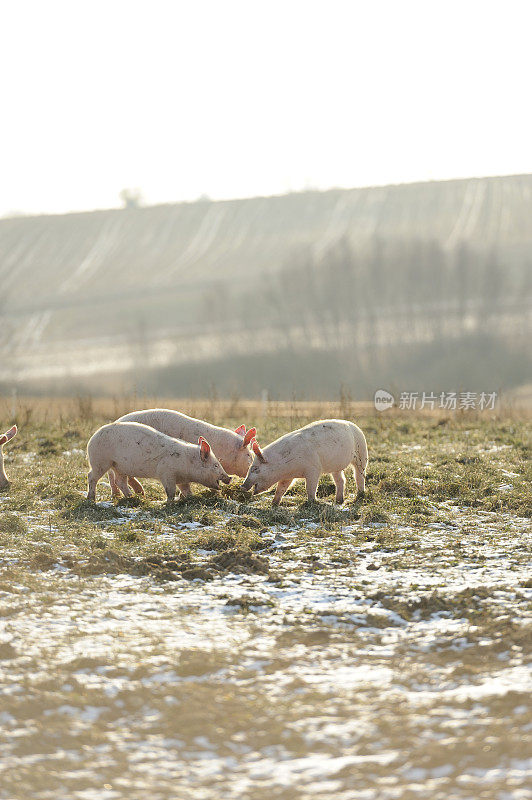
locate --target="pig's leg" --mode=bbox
[305,469,321,502]
[0,447,8,491]
[353,464,366,494]
[109,470,122,498]
[114,470,133,498]
[177,483,192,498]
[272,479,291,506]
[332,470,345,504]
[109,469,122,499]
[87,465,106,502]
[162,478,176,502]
[127,476,145,495]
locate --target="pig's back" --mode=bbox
[299,420,355,471]
[118,409,217,444]
[89,421,179,455]
[266,420,353,471]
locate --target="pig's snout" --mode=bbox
[241,476,255,492]
[214,473,231,489]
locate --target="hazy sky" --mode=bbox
[1,0,531,216]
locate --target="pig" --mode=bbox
[0,425,18,491]
[241,419,368,506]
[110,409,256,498]
[86,421,231,503]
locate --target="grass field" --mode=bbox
[0,399,530,800]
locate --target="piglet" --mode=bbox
[0,425,18,491]
[241,419,368,506]
[112,409,256,498]
[87,421,231,502]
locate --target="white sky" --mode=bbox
[1,0,531,216]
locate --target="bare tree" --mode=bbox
[119,188,143,210]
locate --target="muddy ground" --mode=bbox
[0,404,530,799]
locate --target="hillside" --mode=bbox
[1,174,531,391]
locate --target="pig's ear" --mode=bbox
[198,436,211,462]
[234,424,246,436]
[0,425,16,446]
[5,425,17,441]
[242,427,256,447]
[252,439,267,463]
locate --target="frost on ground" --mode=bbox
[0,411,530,799]
[0,501,530,800]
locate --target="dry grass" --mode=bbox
[2,393,530,428]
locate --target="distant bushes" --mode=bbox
[145,332,531,399]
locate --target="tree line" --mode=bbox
[216,235,531,350]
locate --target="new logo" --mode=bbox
[374,389,394,411]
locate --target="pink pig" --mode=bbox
[241,419,368,506]
[87,421,231,502]
[110,409,256,497]
[0,425,18,491]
